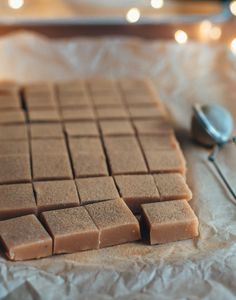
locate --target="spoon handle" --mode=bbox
[208,145,236,202]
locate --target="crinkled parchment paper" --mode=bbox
[0,32,236,300]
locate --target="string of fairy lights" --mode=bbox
[5,0,236,54]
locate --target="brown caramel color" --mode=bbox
[0,125,28,140]
[91,94,123,107]
[34,180,79,212]
[128,105,165,119]
[0,214,52,261]
[41,207,99,253]
[99,120,134,136]
[0,183,36,220]
[96,107,129,120]
[85,198,141,248]
[139,134,178,152]
[61,107,95,121]
[31,138,67,155]
[58,93,91,108]
[30,123,64,139]
[28,109,60,122]
[65,121,99,137]
[141,200,199,244]
[114,175,160,213]
[76,177,119,204]
[0,110,26,124]
[0,140,29,156]
[133,119,173,135]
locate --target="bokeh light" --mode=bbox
[8,0,24,9]
[174,30,188,44]
[230,38,236,55]
[151,0,164,9]
[126,8,141,23]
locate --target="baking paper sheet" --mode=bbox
[0,32,236,299]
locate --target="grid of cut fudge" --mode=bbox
[58,93,91,108]
[133,119,173,135]
[153,173,192,201]
[0,124,28,140]
[85,198,141,248]
[34,180,79,212]
[64,121,99,137]
[24,94,57,110]
[61,107,95,121]
[87,78,117,93]
[69,137,108,177]
[31,138,68,155]
[0,214,52,261]
[28,109,61,122]
[99,120,135,136]
[114,175,160,213]
[91,94,123,107]
[0,140,29,156]
[23,83,54,95]
[128,105,165,119]
[41,206,99,254]
[0,183,36,220]
[30,123,64,139]
[0,155,31,184]
[56,80,87,95]
[0,109,26,124]
[138,134,178,153]
[123,94,158,106]
[96,107,129,120]
[76,177,119,205]
[0,92,21,110]
[141,200,199,245]
[32,154,73,181]
[144,148,186,174]
[104,136,147,175]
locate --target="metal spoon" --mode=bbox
[191,103,236,201]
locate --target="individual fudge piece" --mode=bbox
[123,94,158,106]
[138,134,178,153]
[91,93,123,107]
[32,154,73,181]
[0,140,29,156]
[99,120,135,136]
[0,124,28,140]
[64,121,99,137]
[0,155,31,184]
[61,107,95,121]
[56,80,87,95]
[31,138,67,155]
[85,198,141,248]
[133,119,173,135]
[76,177,119,205]
[69,137,108,177]
[28,109,60,122]
[104,136,148,175]
[24,94,57,110]
[0,183,36,220]
[0,214,52,261]
[34,180,79,212]
[144,148,186,174]
[0,92,21,110]
[96,107,129,120]
[41,206,99,254]
[30,123,64,139]
[114,175,160,213]
[153,173,192,201]
[58,93,91,108]
[141,200,199,245]
[23,83,54,95]
[128,105,165,119]
[87,78,117,93]
[0,109,26,124]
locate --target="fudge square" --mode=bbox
[141,200,199,245]
[64,121,99,137]
[34,180,80,212]
[30,123,64,139]
[41,206,99,254]
[99,120,135,136]
[76,177,119,205]
[153,173,192,201]
[0,214,52,261]
[85,198,141,248]
[0,124,28,140]
[114,175,160,213]
[0,110,26,124]
[0,183,36,220]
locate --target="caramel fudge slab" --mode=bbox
[123,94,158,107]
[61,107,95,121]
[0,140,29,156]
[0,155,31,184]
[99,120,135,136]
[23,83,54,95]
[87,78,117,94]
[153,173,192,201]
[31,138,68,155]
[0,93,21,110]
[28,109,61,123]
[56,80,87,95]
[0,125,28,140]
[138,134,178,153]
[69,137,108,177]
[128,105,166,119]
[85,198,141,248]
[30,123,64,139]
[104,136,148,175]
[32,154,73,181]
[0,214,52,261]
[96,107,129,120]
[58,93,92,108]
[34,180,79,212]
[141,200,199,245]
[24,94,57,110]
[76,177,119,205]
[0,109,26,124]
[91,94,124,107]
[41,207,99,254]
[0,183,36,220]
[64,121,99,137]
[133,119,173,135]
[114,175,160,213]
[119,78,156,93]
